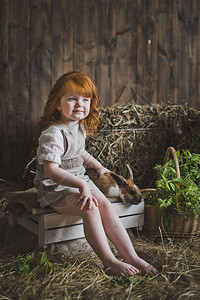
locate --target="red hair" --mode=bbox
[36,71,100,137]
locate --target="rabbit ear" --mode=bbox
[109,172,127,187]
[126,164,133,181]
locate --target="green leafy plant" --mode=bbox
[2,253,35,275]
[1,251,55,276]
[37,251,55,275]
[143,150,200,218]
[113,276,143,285]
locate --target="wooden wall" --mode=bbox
[0,0,200,181]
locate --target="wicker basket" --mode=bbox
[142,147,200,237]
[143,205,200,236]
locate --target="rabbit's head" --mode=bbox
[108,165,141,204]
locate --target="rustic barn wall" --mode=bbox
[0,0,200,181]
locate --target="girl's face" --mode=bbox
[57,93,91,126]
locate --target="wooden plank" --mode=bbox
[52,0,64,82]
[136,0,158,105]
[149,0,158,104]
[63,0,74,73]
[178,0,191,104]
[112,201,144,216]
[17,216,38,236]
[136,0,146,105]
[73,0,97,81]
[7,214,17,228]
[52,0,74,82]
[120,214,144,229]
[0,0,9,179]
[30,0,52,128]
[83,0,97,79]
[95,0,110,106]
[115,0,137,104]
[38,214,45,247]
[73,0,84,72]
[2,0,31,180]
[170,0,179,104]
[189,0,199,108]
[199,0,200,110]
[157,0,171,102]
[107,0,117,106]
[44,224,85,244]
[44,214,83,230]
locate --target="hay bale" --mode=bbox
[86,103,200,188]
[24,103,200,188]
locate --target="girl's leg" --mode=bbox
[51,193,139,276]
[92,189,158,276]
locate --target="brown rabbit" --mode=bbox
[86,164,141,205]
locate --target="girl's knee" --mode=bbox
[98,199,115,216]
[81,202,100,217]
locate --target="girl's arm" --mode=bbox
[83,151,110,175]
[43,160,98,210]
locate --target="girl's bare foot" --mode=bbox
[124,257,158,277]
[104,259,139,277]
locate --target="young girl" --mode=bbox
[34,71,158,277]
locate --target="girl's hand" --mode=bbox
[76,182,98,210]
[98,166,110,176]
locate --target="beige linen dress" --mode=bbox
[34,123,97,208]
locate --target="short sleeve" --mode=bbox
[37,126,64,165]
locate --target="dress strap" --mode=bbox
[60,129,68,156]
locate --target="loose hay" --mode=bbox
[0,237,200,299]
[1,189,200,299]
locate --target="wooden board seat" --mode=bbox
[8,201,144,248]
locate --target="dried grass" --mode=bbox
[0,236,200,299]
[1,182,200,299]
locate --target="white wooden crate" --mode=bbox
[9,201,144,248]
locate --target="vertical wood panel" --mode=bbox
[107,0,117,106]
[157,0,171,102]
[73,0,85,71]
[52,0,65,82]
[170,0,179,104]
[199,0,200,110]
[73,0,98,91]
[115,0,137,104]
[178,0,192,103]
[63,0,74,73]
[0,0,9,175]
[189,0,199,108]
[52,0,74,82]
[148,0,158,104]
[136,0,158,104]
[30,0,52,128]
[95,0,110,105]
[0,0,200,181]
[5,0,31,179]
[136,0,146,104]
